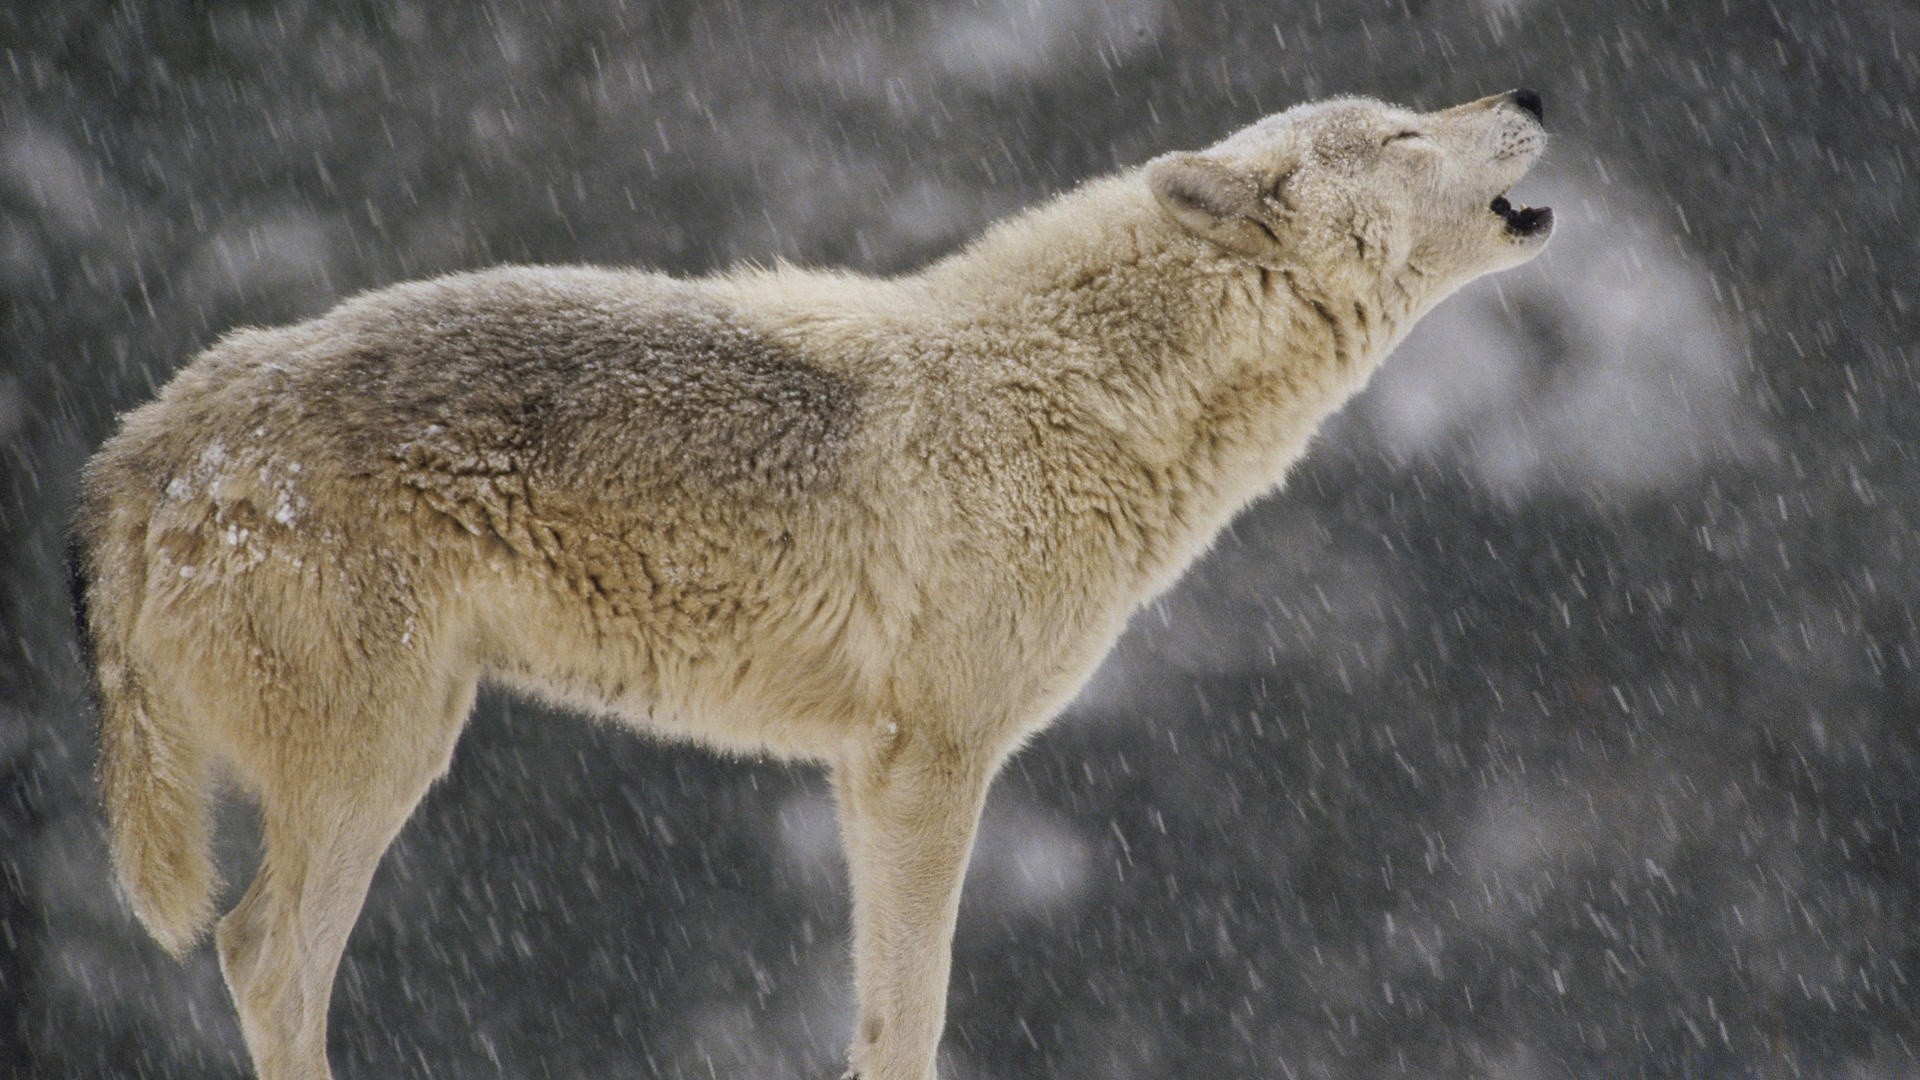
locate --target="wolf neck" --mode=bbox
[919,175,1388,588]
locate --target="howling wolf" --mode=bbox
[72,90,1552,1079]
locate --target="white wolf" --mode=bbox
[72,90,1553,1079]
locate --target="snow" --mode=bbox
[6,1,1917,1077]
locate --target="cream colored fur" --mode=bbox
[73,92,1552,1080]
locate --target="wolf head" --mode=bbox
[1150,90,1552,315]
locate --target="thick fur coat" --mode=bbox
[73,91,1553,1080]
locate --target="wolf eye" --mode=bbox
[1384,130,1425,145]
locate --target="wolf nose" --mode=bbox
[1507,88,1544,123]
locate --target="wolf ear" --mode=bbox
[1148,152,1290,262]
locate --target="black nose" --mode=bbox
[1508,88,1544,123]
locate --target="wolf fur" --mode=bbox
[72,91,1553,1080]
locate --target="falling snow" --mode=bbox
[4,1,1919,1078]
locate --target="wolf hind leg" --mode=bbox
[216,678,474,1080]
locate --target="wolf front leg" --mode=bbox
[833,726,999,1080]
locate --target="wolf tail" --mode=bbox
[71,481,219,957]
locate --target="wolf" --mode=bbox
[71,90,1552,1080]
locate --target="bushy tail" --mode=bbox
[71,495,219,957]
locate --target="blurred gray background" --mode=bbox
[4,1,1917,1076]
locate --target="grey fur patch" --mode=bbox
[297,273,861,507]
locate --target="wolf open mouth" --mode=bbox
[1491,194,1552,238]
